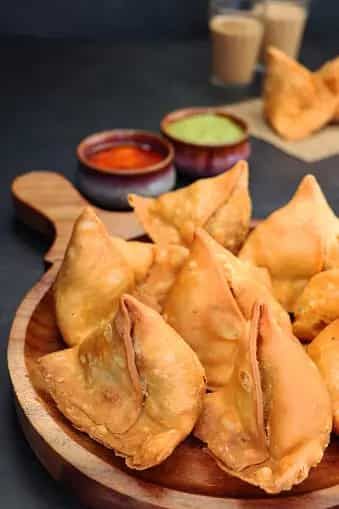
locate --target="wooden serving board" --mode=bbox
[8,171,339,509]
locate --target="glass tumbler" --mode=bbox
[253,0,310,59]
[209,0,265,86]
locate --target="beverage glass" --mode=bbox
[253,0,310,59]
[209,0,265,86]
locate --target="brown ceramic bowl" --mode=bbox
[76,130,175,210]
[161,107,250,178]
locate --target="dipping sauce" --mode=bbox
[87,143,164,172]
[165,113,245,145]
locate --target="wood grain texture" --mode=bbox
[7,171,339,508]
[11,171,144,264]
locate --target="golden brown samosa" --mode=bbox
[239,175,339,312]
[133,244,188,313]
[54,207,188,346]
[110,236,155,283]
[307,320,339,434]
[264,47,337,140]
[39,294,205,469]
[163,229,290,389]
[195,303,331,494]
[317,57,339,122]
[112,238,189,313]
[128,160,251,253]
[54,207,136,346]
[294,269,339,341]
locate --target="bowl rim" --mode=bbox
[76,129,175,176]
[160,107,249,149]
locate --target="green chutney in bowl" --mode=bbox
[161,108,250,178]
[165,113,246,146]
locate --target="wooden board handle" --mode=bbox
[12,171,143,264]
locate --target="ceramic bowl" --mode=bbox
[76,130,175,210]
[161,107,250,178]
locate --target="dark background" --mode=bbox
[0,0,339,38]
[1,1,339,508]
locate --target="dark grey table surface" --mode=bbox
[1,33,339,508]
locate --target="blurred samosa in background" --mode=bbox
[263,47,338,140]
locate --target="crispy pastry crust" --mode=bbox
[317,57,339,122]
[128,160,251,253]
[294,269,339,341]
[195,303,331,494]
[54,207,189,345]
[307,319,339,434]
[264,47,337,140]
[40,295,206,469]
[164,229,290,390]
[240,175,339,312]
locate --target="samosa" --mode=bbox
[128,160,251,254]
[195,303,331,494]
[239,175,339,312]
[54,207,188,346]
[294,269,339,341]
[163,229,290,389]
[40,295,206,469]
[54,207,137,346]
[264,47,337,140]
[133,244,188,313]
[307,319,339,434]
[317,56,339,122]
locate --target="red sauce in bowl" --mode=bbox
[87,143,164,172]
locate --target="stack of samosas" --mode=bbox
[39,161,339,494]
[264,47,339,140]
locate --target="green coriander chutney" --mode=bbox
[166,113,245,145]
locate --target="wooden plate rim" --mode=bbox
[7,264,339,509]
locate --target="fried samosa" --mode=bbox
[39,294,205,469]
[54,207,136,346]
[110,236,155,283]
[133,244,188,313]
[264,47,337,140]
[163,229,290,389]
[294,269,339,341]
[239,175,339,312]
[195,303,331,494]
[54,207,188,346]
[307,320,339,434]
[128,160,251,253]
[317,57,339,122]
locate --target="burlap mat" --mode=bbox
[224,98,339,162]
